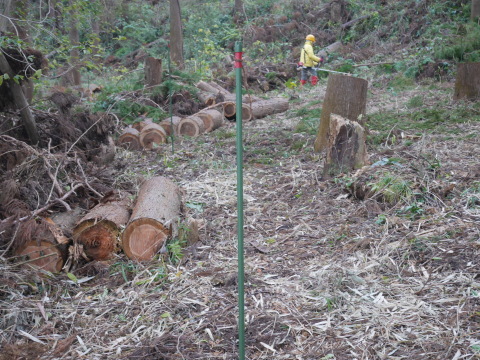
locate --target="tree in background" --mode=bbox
[170,0,184,69]
[472,0,480,21]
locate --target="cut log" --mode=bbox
[196,80,222,95]
[14,218,69,273]
[453,62,480,100]
[117,127,142,151]
[323,114,369,176]
[250,97,289,119]
[139,123,168,150]
[223,102,236,118]
[159,116,182,136]
[196,109,225,132]
[317,41,343,58]
[314,74,368,152]
[73,198,131,261]
[197,91,216,106]
[178,115,206,137]
[132,118,153,132]
[144,56,162,87]
[122,176,182,261]
[207,81,231,95]
[220,93,262,103]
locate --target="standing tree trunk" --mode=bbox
[145,57,162,88]
[0,53,39,144]
[170,0,184,69]
[122,176,182,261]
[68,3,81,86]
[314,74,368,152]
[0,0,13,32]
[454,62,480,100]
[472,0,480,21]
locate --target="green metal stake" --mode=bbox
[234,41,245,360]
[168,44,174,154]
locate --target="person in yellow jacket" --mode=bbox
[298,34,324,86]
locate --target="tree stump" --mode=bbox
[196,109,224,132]
[73,198,131,261]
[250,97,289,119]
[178,115,206,137]
[314,74,368,152]
[453,62,480,100]
[145,57,162,87]
[323,114,369,176]
[139,123,168,150]
[122,176,182,261]
[117,127,142,151]
[160,116,182,136]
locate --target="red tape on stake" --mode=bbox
[234,52,243,68]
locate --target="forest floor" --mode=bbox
[1,72,480,360]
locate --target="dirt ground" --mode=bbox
[1,75,479,360]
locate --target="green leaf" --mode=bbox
[0,76,3,86]
[160,312,171,318]
[67,272,78,284]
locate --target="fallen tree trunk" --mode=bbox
[196,80,222,95]
[207,81,231,95]
[250,97,289,119]
[122,176,182,261]
[160,116,182,136]
[323,114,369,176]
[14,218,69,273]
[178,115,206,137]
[196,109,224,132]
[314,74,368,152]
[318,41,343,58]
[73,198,131,261]
[140,122,168,149]
[117,127,142,151]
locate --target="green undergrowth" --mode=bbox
[368,104,480,144]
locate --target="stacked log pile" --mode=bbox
[10,176,195,271]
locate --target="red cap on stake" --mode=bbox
[234,51,243,68]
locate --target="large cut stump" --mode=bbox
[73,198,131,261]
[314,74,368,152]
[178,115,206,137]
[197,91,216,106]
[196,109,224,132]
[323,114,369,176]
[145,57,162,87]
[250,97,289,119]
[117,127,142,151]
[122,176,182,261]
[14,218,69,273]
[140,122,168,150]
[160,116,182,136]
[223,103,253,122]
[453,62,480,100]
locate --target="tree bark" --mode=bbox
[160,116,182,136]
[170,0,184,69]
[73,199,130,261]
[314,74,368,152]
[454,62,480,100]
[178,115,206,136]
[0,52,39,144]
[323,114,369,176]
[132,118,153,132]
[139,122,168,150]
[472,0,480,21]
[122,176,182,261]
[250,97,289,119]
[196,109,224,132]
[145,57,162,87]
[0,0,12,32]
[68,3,81,86]
[117,127,142,150]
